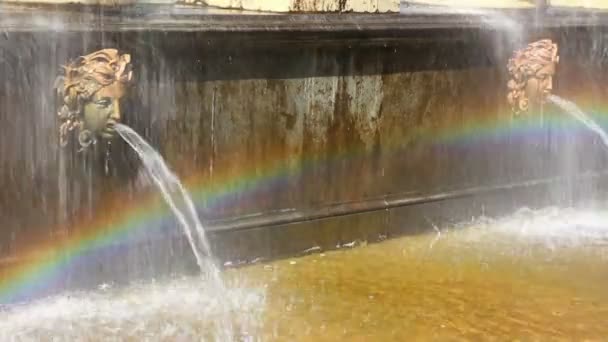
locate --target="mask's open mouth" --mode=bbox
[101,120,118,138]
[540,89,553,103]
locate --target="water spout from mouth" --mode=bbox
[114,123,214,272]
[547,95,608,149]
[114,123,234,341]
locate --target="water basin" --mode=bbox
[3,206,608,340]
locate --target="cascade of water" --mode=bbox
[548,94,608,149]
[114,123,234,341]
[401,5,523,44]
[115,124,212,271]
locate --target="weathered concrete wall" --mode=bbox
[2,26,608,281]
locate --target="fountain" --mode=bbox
[114,123,215,275]
[54,47,235,340]
[54,48,219,273]
[3,0,608,339]
[506,38,608,155]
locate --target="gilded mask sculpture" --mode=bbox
[507,39,559,115]
[55,49,133,151]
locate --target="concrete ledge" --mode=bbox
[1,0,399,11]
[2,3,608,33]
[200,0,399,12]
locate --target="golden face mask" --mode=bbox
[55,49,133,151]
[507,39,559,115]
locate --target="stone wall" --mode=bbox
[2,26,608,269]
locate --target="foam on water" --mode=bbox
[0,277,266,341]
[462,206,608,249]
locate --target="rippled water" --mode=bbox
[3,206,608,340]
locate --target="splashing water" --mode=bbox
[0,276,266,341]
[114,123,234,340]
[548,94,608,148]
[115,124,212,272]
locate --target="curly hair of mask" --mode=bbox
[60,48,132,110]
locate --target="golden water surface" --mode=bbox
[227,208,608,340]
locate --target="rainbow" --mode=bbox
[1,103,608,304]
